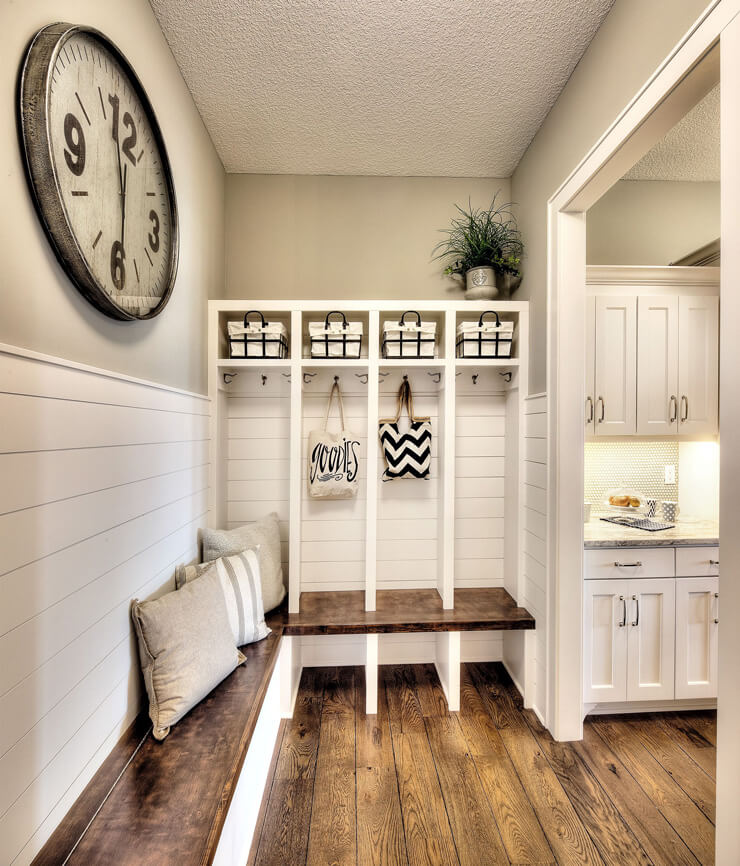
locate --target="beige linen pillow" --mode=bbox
[132,566,245,740]
[201,513,286,612]
[175,548,270,646]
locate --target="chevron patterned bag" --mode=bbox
[378,378,432,481]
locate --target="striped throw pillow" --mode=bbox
[176,548,270,646]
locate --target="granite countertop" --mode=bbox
[584,514,719,549]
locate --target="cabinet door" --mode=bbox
[675,576,719,699]
[626,578,675,701]
[678,296,719,437]
[584,580,628,703]
[637,296,679,435]
[594,296,637,435]
[585,295,596,435]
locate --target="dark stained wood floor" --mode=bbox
[249,663,717,866]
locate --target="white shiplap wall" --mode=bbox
[224,373,507,665]
[0,345,209,866]
[523,393,548,721]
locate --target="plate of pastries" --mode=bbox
[602,487,646,513]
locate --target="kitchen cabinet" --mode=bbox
[636,296,679,435]
[675,576,719,699]
[584,577,675,703]
[677,296,719,437]
[636,295,718,436]
[586,296,637,436]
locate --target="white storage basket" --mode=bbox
[382,311,437,358]
[227,311,288,358]
[309,311,363,358]
[456,311,514,358]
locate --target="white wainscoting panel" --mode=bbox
[0,345,209,866]
[454,393,507,589]
[522,393,548,722]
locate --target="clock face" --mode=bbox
[20,25,178,320]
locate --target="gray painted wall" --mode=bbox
[1,0,225,394]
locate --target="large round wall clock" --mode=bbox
[19,23,179,320]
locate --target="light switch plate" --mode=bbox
[664,464,676,484]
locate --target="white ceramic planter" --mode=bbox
[464,266,497,299]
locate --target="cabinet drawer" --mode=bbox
[585,547,675,580]
[676,547,720,577]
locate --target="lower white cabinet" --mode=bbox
[584,578,675,703]
[675,577,719,699]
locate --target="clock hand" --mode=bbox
[121,162,127,251]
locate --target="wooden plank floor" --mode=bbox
[249,663,717,866]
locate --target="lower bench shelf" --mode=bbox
[266,587,536,634]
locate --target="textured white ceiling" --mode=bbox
[624,86,720,182]
[149,0,615,176]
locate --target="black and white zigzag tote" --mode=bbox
[379,419,432,480]
[378,378,432,481]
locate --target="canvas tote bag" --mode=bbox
[378,378,432,480]
[308,380,361,499]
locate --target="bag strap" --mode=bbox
[323,378,346,430]
[379,378,430,424]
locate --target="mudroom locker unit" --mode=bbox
[207,300,535,715]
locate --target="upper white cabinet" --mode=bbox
[585,270,719,438]
[636,296,679,435]
[636,295,718,436]
[588,296,637,435]
[677,296,719,437]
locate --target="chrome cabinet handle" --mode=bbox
[631,594,639,627]
[669,395,677,424]
[617,595,626,627]
[614,561,642,568]
[586,396,594,424]
[714,591,719,624]
[597,396,605,423]
[680,395,689,423]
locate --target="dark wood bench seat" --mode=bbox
[33,631,283,866]
[32,588,535,864]
[266,587,535,635]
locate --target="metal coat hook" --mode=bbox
[499,371,513,383]
[427,371,442,384]
[455,371,462,377]
[223,372,237,385]
[303,371,318,384]
[378,371,390,384]
[261,374,267,387]
[281,372,292,380]
[472,374,479,385]
[333,375,340,384]
[354,372,369,384]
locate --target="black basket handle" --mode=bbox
[243,310,267,329]
[399,310,422,327]
[325,311,349,329]
[479,310,501,327]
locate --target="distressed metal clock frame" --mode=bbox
[18,23,179,321]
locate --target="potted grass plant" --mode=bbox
[432,195,524,299]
